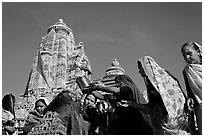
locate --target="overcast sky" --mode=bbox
[2,2,202,100]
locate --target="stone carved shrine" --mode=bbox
[25,19,92,101]
[15,19,92,127]
[14,19,128,133]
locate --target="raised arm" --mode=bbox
[95,85,120,94]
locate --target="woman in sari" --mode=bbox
[44,90,89,135]
[137,56,189,135]
[23,97,49,134]
[88,74,152,134]
[81,93,100,134]
[181,41,202,135]
[2,94,16,135]
[90,74,146,104]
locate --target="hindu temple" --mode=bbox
[14,19,127,133]
[15,19,92,129]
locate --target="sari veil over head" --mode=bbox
[115,74,146,104]
[35,97,50,108]
[2,94,16,118]
[182,42,202,135]
[183,42,202,104]
[193,42,202,59]
[138,56,187,134]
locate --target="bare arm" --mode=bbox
[95,85,120,94]
[83,83,120,99]
[92,91,105,100]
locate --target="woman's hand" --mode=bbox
[82,83,99,94]
[117,100,141,109]
[117,100,129,107]
[96,101,111,113]
[89,83,98,91]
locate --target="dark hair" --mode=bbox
[84,93,97,105]
[2,94,16,116]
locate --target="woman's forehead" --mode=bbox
[183,44,195,52]
[36,101,46,106]
[86,94,95,99]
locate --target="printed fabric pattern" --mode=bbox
[139,56,187,134]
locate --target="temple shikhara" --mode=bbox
[14,19,127,133]
[24,19,92,101]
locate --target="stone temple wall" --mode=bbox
[15,19,92,129]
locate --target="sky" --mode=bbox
[2,2,202,101]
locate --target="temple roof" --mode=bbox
[47,19,72,34]
[105,59,125,75]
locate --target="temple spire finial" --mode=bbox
[58,18,63,23]
[111,58,119,67]
[47,18,72,34]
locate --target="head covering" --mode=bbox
[193,41,202,60]
[84,93,97,103]
[35,97,50,108]
[2,94,16,117]
[137,56,186,129]
[115,74,146,104]
[183,42,202,103]
[43,90,73,114]
[182,41,202,65]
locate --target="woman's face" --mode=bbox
[35,101,46,115]
[182,45,201,64]
[84,94,96,107]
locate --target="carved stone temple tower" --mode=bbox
[23,19,92,101]
[15,19,92,123]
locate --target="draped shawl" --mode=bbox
[183,42,202,104]
[115,74,146,104]
[138,56,187,134]
[35,97,50,107]
[2,94,16,118]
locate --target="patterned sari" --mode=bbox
[138,56,188,134]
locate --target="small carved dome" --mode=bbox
[47,18,72,34]
[105,59,125,75]
[111,59,119,67]
[58,19,63,23]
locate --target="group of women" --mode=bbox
[2,94,50,135]
[82,41,202,135]
[2,41,202,135]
